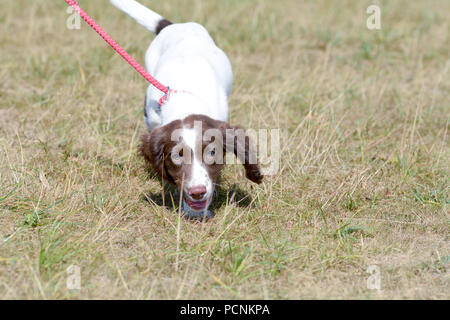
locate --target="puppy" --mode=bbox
[111,0,262,218]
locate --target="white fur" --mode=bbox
[144,22,232,131]
[181,129,213,200]
[110,0,233,131]
[110,0,163,33]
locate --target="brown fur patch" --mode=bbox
[156,19,172,35]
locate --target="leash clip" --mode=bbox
[165,86,171,100]
[158,86,171,107]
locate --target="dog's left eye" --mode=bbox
[171,149,183,165]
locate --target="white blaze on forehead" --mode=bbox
[181,128,212,194]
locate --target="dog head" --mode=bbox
[141,114,263,218]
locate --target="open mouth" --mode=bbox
[182,196,214,220]
[183,196,208,211]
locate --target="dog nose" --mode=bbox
[188,185,207,200]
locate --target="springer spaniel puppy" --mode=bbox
[111,0,262,218]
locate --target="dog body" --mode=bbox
[111,0,261,218]
[111,0,232,129]
[144,22,232,129]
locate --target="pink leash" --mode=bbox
[64,0,172,106]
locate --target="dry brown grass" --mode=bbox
[0,0,448,299]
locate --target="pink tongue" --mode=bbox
[185,198,207,210]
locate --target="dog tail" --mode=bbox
[110,0,172,35]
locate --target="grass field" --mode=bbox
[0,0,448,299]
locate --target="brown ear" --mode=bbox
[140,125,175,184]
[219,122,263,184]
